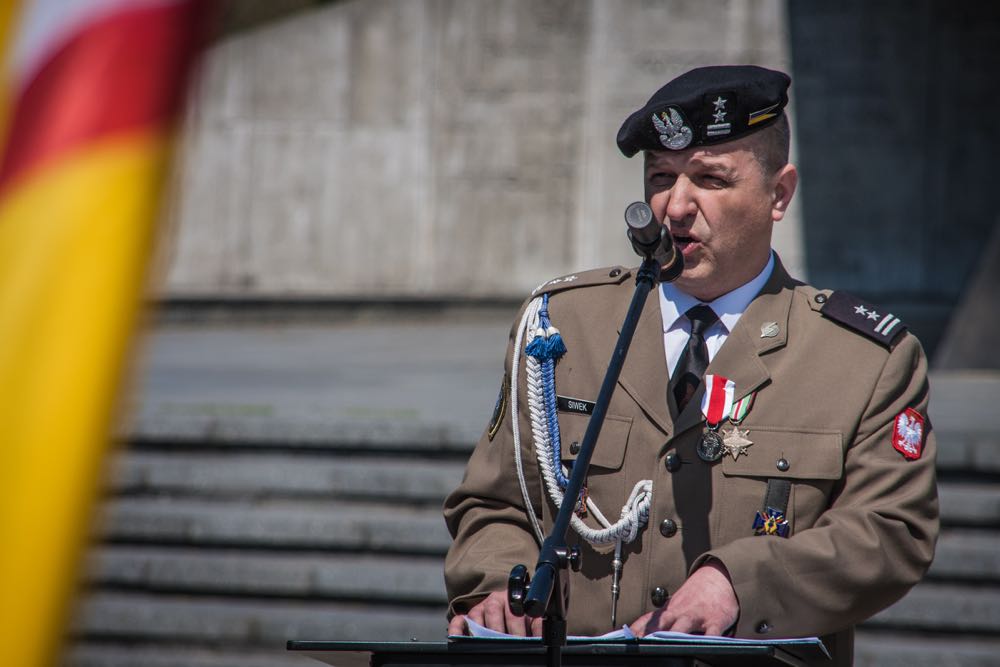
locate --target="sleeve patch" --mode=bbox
[893,408,925,460]
[487,373,509,441]
[820,291,908,348]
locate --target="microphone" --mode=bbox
[623,201,684,282]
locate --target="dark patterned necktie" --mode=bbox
[671,304,719,412]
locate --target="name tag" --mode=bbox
[557,395,595,415]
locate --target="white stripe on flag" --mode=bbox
[874,313,894,333]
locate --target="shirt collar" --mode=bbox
[659,251,775,333]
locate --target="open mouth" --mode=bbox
[671,232,699,255]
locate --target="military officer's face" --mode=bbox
[643,139,796,301]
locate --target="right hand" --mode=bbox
[447,590,543,637]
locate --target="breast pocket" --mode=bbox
[557,412,632,521]
[717,427,843,538]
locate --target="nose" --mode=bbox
[663,176,697,225]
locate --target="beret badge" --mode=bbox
[651,107,692,150]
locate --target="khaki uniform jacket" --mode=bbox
[443,258,939,666]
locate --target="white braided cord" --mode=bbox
[511,297,545,545]
[511,296,653,547]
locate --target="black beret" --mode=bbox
[616,65,791,157]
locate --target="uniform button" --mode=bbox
[814,294,827,304]
[756,621,771,634]
[650,586,668,608]
[664,450,681,472]
[609,268,621,277]
[776,458,790,472]
[659,519,677,537]
[570,441,581,455]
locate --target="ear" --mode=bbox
[771,163,798,222]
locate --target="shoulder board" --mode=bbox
[817,290,908,348]
[530,266,631,297]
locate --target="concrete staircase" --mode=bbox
[64,319,1000,667]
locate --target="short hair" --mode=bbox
[747,112,790,175]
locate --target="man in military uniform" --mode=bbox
[443,66,938,666]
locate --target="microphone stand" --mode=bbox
[507,250,663,667]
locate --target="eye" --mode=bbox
[646,171,676,188]
[700,174,729,188]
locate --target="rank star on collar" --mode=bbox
[713,109,726,123]
[854,305,868,316]
[867,310,880,321]
[712,96,727,110]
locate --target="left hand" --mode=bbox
[629,560,739,636]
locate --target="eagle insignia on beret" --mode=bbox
[652,107,693,150]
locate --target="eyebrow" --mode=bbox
[687,158,738,178]
[644,156,738,179]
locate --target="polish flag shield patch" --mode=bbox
[893,408,925,460]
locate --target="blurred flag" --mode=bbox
[0,1,211,665]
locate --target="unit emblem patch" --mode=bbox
[893,407,925,460]
[487,373,509,441]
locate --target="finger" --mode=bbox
[482,597,507,632]
[504,601,526,637]
[467,605,485,629]
[667,614,700,635]
[703,618,730,637]
[448,615,468,636]
[530,616,543,637]
[628,612,651,636]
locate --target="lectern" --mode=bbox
[287,638,828,667]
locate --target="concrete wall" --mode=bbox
[162,0,804,299]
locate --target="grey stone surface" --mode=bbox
[868,582,1000,632]
[162,0,805,299]
[928,529,1000,581]
[99,498,451,553]
[938,482,1000,527]
[124,316,511,447]
[87,547,446,602]
[73,592,446,643]
[66,644,307,667]
[853,633,1000,667]
[110,452,466,501]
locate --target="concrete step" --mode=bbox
[110,451,466,502]
[853,631,1000,667]
[99,498,452,554]
[865,581,1000,633]
[927,528,1000,581]
[65,644,306,667]
[938,482,1000,526]
[72,591,446,645]
[86,546,446,603]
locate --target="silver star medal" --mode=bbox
[722,426,753,460]
[652,107,693,150]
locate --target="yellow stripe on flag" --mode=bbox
[0,129,170,667]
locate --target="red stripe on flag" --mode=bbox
[0,0,210,192]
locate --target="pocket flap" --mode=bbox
[721,426,843,480]
[558,412,631,470]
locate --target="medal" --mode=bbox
[698,375,735,463]
[752,507,790,537]
[697,427,725,462]
[722,425,753,459]
[722,391,756,459]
